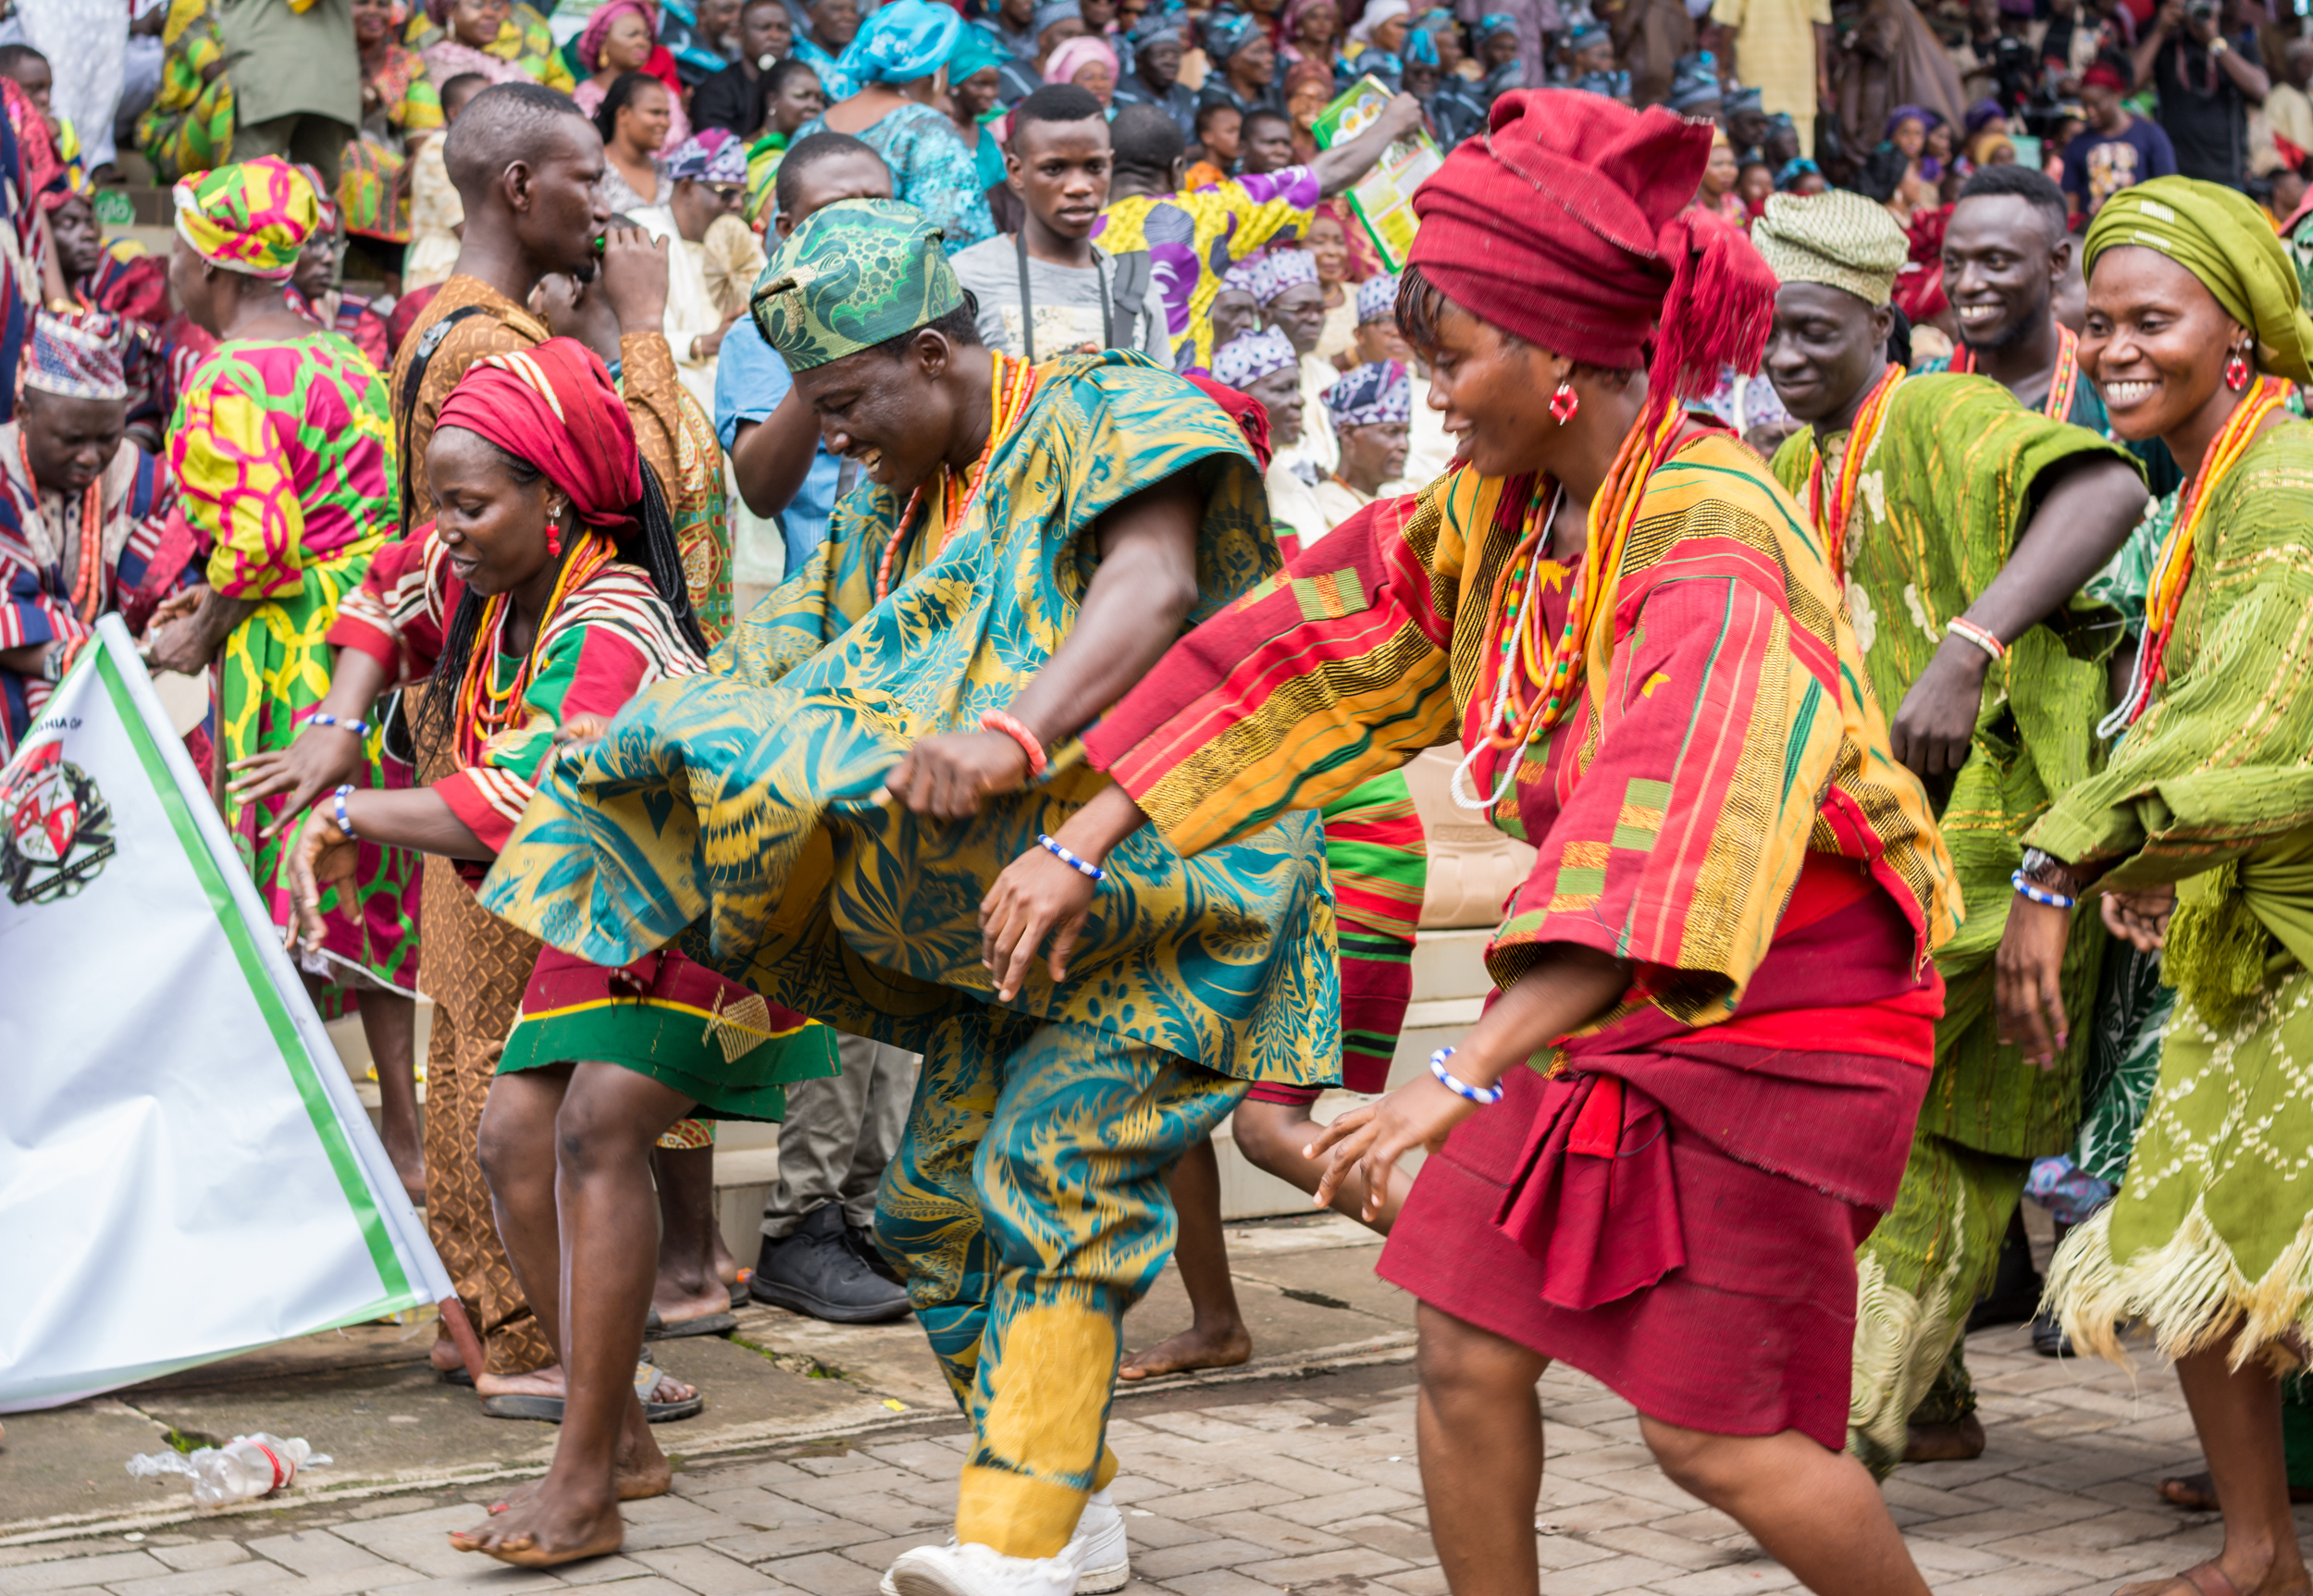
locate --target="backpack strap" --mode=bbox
[1107,248,1153,357]
[396,304,489,531]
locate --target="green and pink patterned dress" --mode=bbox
[171,328,416,1004]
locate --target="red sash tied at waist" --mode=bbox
[1494,1070,1684,1311]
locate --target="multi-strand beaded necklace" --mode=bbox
[19,436,105,624]
[452,528,615,767]
[1449,405,1684,812]
[2100,373,2291,736]
[872,352,1039,604]
[1803,363,1903,584]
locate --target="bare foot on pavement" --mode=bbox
[1119,1322,1252,1381]
[451,1479,625,1567]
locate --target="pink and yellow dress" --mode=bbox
[170,326,419,1005]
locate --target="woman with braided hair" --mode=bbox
[993,91,1961,1592]
[264,337,833,1558]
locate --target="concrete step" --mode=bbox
[329,927,1497,1247]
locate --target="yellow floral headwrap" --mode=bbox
[2084,175,2313,385]
[172,156,317,282]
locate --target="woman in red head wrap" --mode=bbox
[985,92,1960,1592]
[264,340,835,1561]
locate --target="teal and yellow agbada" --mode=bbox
[480,349,1340,1093]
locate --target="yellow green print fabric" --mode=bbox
[1770,372,2137,1160]
[480,351,1339,1087]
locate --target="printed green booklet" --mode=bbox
[1310,75,1442,271]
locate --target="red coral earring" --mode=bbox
[2226,350,2251,390]
[1549,380,1580,426]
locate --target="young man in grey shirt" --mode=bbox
[948,82,1174,368]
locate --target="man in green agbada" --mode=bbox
[1754,187,2151,1478]
[481,198,1338,1589]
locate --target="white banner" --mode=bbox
[0,617,454,1412]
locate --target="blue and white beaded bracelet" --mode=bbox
[1038,834,1105,883]
[310,711,374,737]
[1428,1047,1503,1106]
[2010,869,2078,911]
[331,784,357,840]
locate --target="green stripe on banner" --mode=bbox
[97,646,414,1304]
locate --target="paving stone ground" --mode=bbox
[1,1305,2286,1596]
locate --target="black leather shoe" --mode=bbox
[847,1221,904,1285]
[751,1205,913,1323]
[2030,1310,2074,1357]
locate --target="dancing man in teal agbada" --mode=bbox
[477,200,1339,1589]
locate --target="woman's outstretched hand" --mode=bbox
[1306,1077,1475,1224]
[980,845,1099,1001]
[285,806,359,959]
[228,722,367,837]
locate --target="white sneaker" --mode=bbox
[884,1540,1087,1596]
[878,1539,952,1596]
[1070,1489,1130,1595]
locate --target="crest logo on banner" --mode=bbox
[0,739,115,906]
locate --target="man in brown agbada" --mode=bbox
[390,81,699,1405]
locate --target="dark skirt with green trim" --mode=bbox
[500,947,839,1122]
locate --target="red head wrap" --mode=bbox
[2081,60,2128,93]
[1407,89,1775,413]
[434,338,643,527]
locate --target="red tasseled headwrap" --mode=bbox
[434,338,643,526]
[1186,373,1274,470]
[1408,89,1776,413]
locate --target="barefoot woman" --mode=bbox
[1998,174,2313,1596]
[281,339,833,1563]
[993,91,1962,1594]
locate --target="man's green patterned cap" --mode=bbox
[749,199,965,371]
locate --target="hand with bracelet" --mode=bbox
[884,473,1208,823]
[1994,845,2129,1067]
[285,781,490,958]
[982,776,1634,1220]
[225,646,392,840]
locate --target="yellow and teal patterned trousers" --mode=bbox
[874,1007,1248,1558]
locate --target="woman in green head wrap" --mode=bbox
[1998,172,2313,1596]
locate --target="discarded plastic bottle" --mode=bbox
[125,1435,330,1506]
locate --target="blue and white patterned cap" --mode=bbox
[1210,327,1298,389]
[1220,255,1270,302]
[1259,248,1318,304]
[23,308,127,402]
[1354,270,1398,325]
[1324,359,1411,427]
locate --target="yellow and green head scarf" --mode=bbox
[172,156,317,281]
[2084,175,2313,385]
[749,198,964,371]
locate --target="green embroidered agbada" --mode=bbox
[1772,371,2136,1156]
[1774,370,2139,1472]
[477,349,1339,1087]
[2033,421,2313,1366]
